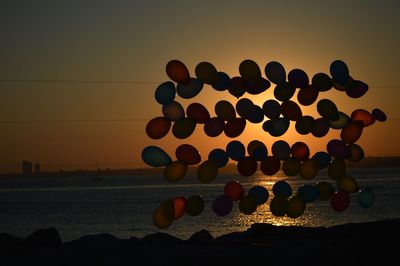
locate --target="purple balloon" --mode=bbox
[372,108,387,122]
[327,139,351,158]
[346,80,368,98]
[213,195,233,216]
[204,117,225,137]
[312,118,330,137]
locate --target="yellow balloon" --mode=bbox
[153,199,174,229]
[316,181,334,201]
[338,175,359,193]
[328,158,346,180]
[197,160,218,183]
[239,195,257,215]
[300,159,319,180]
[164,161,187,182]
[286,196,306,218]
[270,195,288,216]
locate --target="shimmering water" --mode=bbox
[0,167,399,241]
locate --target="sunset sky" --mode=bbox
[0,0,399,173]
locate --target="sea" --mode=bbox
[0,167,399,241]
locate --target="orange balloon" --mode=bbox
[340,121,363,143]
[166,60,190,84]
[173,197,187,220]
[351,109,375,127]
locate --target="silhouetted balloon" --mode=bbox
[239,195,258,215]
[195,62,218,84]
[297,185,319,203]
[338,175,359,193]
[331,190,350,212]
[274,82,296,102]
[351,109,375,127]
[248,185,269,205]
[177,78,204,99]
[215,100,236,121]
[153,199,174,229]
[245,78,271,95]
[186,103,210,124]
[272,140,291,160]
[246,105,265,123]
[265,61,286,84]
[262,99,281,119]
[212,72,231,91]
[142,146,172,167]
[172,118,196,139]
[226,140,245,161]
[317,99,339,121]
[329,112,350,129]
[330,60,350,86]
[264,118,290,137]
[295,116,315,135]
[164,161,187,182]
[297,85,319,106]
[372,108,387,122]
[340,121,363,143]
[173,197,187,220]
[299,159,319,179]
[281,101,302,121]
[237,156,258,177]
[312,118,330,137]
[286,196,306,218]
[228,76,246,98]
[357,188,375,208]
[213,195,233,216]
[155,81,176,105]
[260,156,281,175]
[197,160,218,183]
[316,181,334,201]
[332,78,348,91]
[273,181,292,198]
[328,158,346,180]
[348,143,364,162]
[288,68,309,88]
[208,148,229,168]
[345,79,368,98]
[247,140,267,158]
[162,101,185,122]
[312,152,331,169]
[270,195,288,216]
[224,180,244,201]
[236,98,254,118]
[282,157,301,176]
[204,117,225,137]
[327,139,351,158]
[176,144,201,165]
[312,73,333,91]
[239,59,261,83]
[166,60,190,84]
[291,142,310,161]
[186,195,204,216]
[146,117,171,139]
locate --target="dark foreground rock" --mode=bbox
[0,219,399,266]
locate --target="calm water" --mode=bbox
[0,167,399,241]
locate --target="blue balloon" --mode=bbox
[272,140,291,160]
[330,60,349,86]
[176,78,204,99]
[297,185,319,203]
[212,72,231,91]
[141,146,172,167]
[155,81,176,105]
[208,148,229,168]
[253,147,268,161]
[273,181,292,198]
[262,100,281,119]
[312,152,332,169]
[245,105,264,123]
[226,141,245,161]
[269,118,290,137]
[248,185,269,205]
[357,188,375,208]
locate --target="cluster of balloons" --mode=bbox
[143,59,385,229]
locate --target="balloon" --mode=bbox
[265,61,286,85]
[228,76,246,98]
[237,156,258,177]
[330,60,350,86]
[328,158,346,180]
[176,78,204,99]
[239,59,261,83]
[162,101,185,122]
[213,195,233,216]
[172,118,196,139]
[291,142,310,161]
[173,197,187,220]
[195,61,218,84]
[262,99,281,119]
[312,73,333,92]
[270,195,288,216]
[264,118,290,137]
[236,98,254,118]
[330,190,350,212]
[260,156,281,175]
[312,152,331,169]
[153,199,174,229]
[351,109,375,127]
[215,100,236,121]
[248,185,269,205]
[272,140,291,160]
[312,118,330,137]
[142,146,172,167]
[297,185,319,203]
[176,144,201,165]
[226,140,245,161]
[299,159,319,180]
[316,181,334,201]
[197,160,218,183]
[224,180,244,201]
[346,80,368,98]
[286,196,306,218]
[317,99,339,121]
[245,105,264,123]
[282,157,301,176]
[357,188,375,208]
[348,143,364,162]
[247,140,267,158]
[252,147,268,161]
[212,72,231,91]
[204,117,225,137]
[155,81,176,105]
[245,78,270,95]
[164,161,187,182]
[329,112,350,129]
[208,149,229,168]
[186,195,205,216]
[166,60,190,84]
[274,82,296,102]
[239,195,258,215]
[295,116,315,135]
[338,175,359,193]
[273,180,292,198]
[146,117,171,139]
[281,101,302,121]
[327,139,351,158]
[340,121,363,143]
[288,68,309,89]
[332,78,349,91]
[372,108,387,122]
[297,85,319,106]
[186,103,210,124]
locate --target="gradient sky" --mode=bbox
[0,0,399,173]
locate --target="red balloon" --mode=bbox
[166,60,190,84]
[187,103,210,124]
[330,190,350,212]
[224,118,246,138]
[237,156,258,176]
[297,85,319,106]
[204,117,225,137]
[173,197,187,220]
[281,101,302,121]
[312,118,330,137]
[146,117,171,139]
[291,142,310,161]
[224,180,244,201]
[351,109,375,127]
[260,156,281,175]
[340,121,364,143]
[175,144,201,165]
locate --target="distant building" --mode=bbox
[35,163,41,176]
[22,161,33,176]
